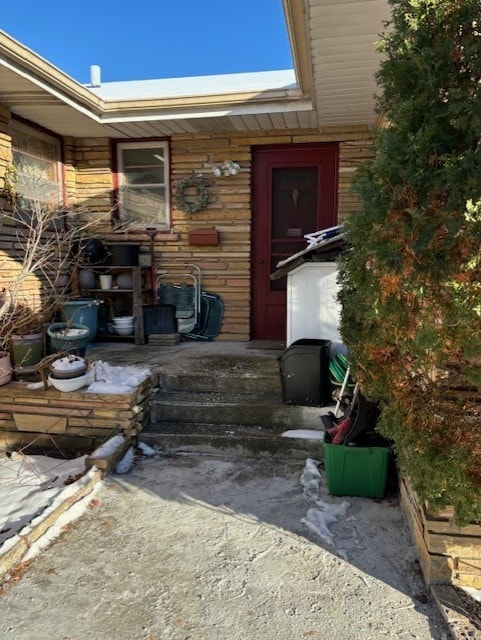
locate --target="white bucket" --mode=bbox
[99,274,113,290]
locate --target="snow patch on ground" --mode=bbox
[22,472,101,563]
[0,440,160,552]
[0,452,88,546]
[300,457,352,556]
[89,434,125,460]
[137,442,158,457]
[114,441,159,474]
[300,457,323,499]
[302,507,339,546]
[114,447,135,475]
[462,586,481,603]
[281,429,324,440]
[0,441,158,567]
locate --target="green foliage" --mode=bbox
[339,0,481,524]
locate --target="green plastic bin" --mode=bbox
[323,442,391,499]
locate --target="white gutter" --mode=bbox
[0,55,103,121]
[98,99,313,123]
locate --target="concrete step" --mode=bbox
[156,353,282,394]
[157,370,281,394]
[150,390,325,430]
[141,422,325,459]
[144,344,330,456]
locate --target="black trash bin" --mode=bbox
[278,338,331,407]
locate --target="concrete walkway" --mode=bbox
[0,340,474,638]
[0,450,450,640]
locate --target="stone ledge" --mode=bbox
[432,584,481,640]
[86,434,133,473]
[0,377,154,451]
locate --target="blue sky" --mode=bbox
[1,0,293,84]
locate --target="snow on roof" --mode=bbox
[86,69,297,100]
[276,227,345,269]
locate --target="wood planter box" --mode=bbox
[0,376,156,453]
[188,228,219,246]
[399,475,481,588]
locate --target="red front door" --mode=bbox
[251,144,338,340]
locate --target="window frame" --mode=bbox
[115,140,170,229]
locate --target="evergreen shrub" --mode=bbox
[339,0,481,524]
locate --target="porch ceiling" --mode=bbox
[306,0,391,126]
[0,1,391,139]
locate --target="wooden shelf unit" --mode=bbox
[75,266,152,345]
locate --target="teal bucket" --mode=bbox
[62,300,99,344]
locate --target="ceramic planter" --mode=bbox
[61,300,100,343]
[0,351,12,386]
[10,333,44,369]
[47,323,90,356]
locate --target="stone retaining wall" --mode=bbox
[400,474,481,589]
[0,375,156,454]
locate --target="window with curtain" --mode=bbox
[11,121,62,210]
[116,141,169,228]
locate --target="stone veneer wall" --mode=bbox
[0,104,12,192]
[0,108,374,340]
[73,126,374,340]
[0,106,43,313]
[0,375,156,454]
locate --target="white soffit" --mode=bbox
[307,0,391,126]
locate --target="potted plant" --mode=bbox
[0,295,57,372]
[46,321,90,357]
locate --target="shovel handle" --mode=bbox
[334,365,351,417]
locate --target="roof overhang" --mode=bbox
[284,0,391,127]
[0,1,391,139]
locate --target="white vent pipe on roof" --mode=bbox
[90,65,101,87]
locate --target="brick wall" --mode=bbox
[73,138,113,215]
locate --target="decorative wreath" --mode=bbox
[174,174,210,215]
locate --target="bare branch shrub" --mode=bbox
[0,164,112,352]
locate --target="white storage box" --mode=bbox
[286,261,344,354]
